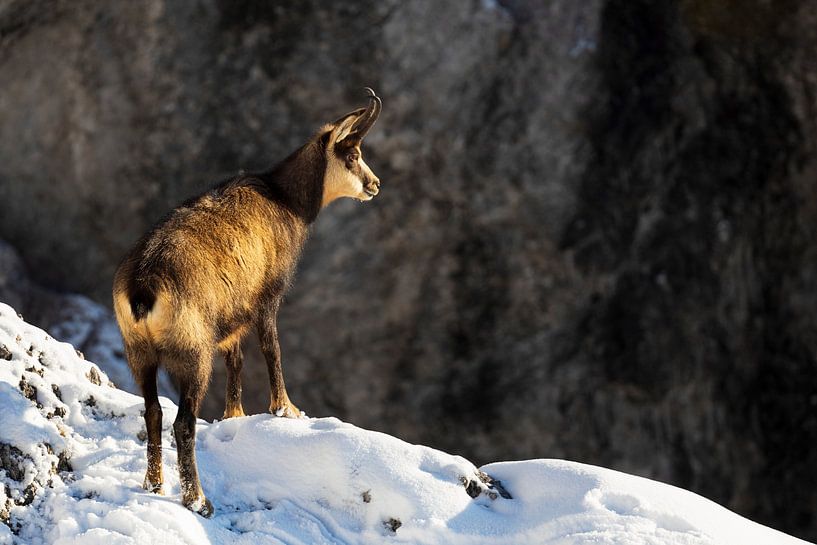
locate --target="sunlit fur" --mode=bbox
[112,93,381,517]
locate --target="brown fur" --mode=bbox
[112,90,382,517]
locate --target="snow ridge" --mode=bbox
[0,303,809,545]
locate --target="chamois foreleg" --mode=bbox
[257,298,302,418]
[172,355,213,517]
[129,346,164,494]
[221,340,245,419]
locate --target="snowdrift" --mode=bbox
[0,303,808,545]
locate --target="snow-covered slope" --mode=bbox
[0,303,809,545]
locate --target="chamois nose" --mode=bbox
[367,177,380,196]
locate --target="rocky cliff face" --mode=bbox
[1,0,815,539]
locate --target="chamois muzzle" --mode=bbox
[363,176,381,198]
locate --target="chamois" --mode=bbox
[112,88,382,517]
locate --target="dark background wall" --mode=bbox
[1,0,815,539]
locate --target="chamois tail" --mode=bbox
[128,280,157,322]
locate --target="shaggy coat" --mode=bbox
[112,89,382,516]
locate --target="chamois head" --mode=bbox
[320,87,382,206]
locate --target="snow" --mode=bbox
[0,302,810,545]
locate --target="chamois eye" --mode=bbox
[346,153,359,168]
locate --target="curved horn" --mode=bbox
[349,87,381,140]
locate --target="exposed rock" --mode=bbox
[464,478,481,500]
[462,470,513,501]
[85,367,101,386]
[0,0,815,540]
[0,444,26,483]
[18,377,38,406]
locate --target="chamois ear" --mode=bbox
[334,88,382,146]
[330,109,366,144]
[319,130,332,149]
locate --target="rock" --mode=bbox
[85,367,101,386]
[0,444,26,483]
[462,470,513,500]
[384,517,402,533]
[0,239,31,318]
[18,377,38,406]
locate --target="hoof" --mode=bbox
[271,404,305,419]
[143,478,164,495]
[199,497,214,518]
[222,407,245,419]
[185,496,214,518]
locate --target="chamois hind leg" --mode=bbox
[172,353,214,517]
[128,346,164,494]
[257,299,302,418]
[221,340,245,419]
